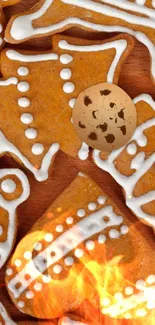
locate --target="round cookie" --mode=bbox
[73,83,137,151]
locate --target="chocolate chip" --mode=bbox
[97,123,107,132]
[79,121,86,129]
[84,96,92,106]
[110,102,115,108]
[115,118,117,123]
[92,110,97,119]
[88,132,97,140]
[109,117,113,120]
[119,125,126,135]
[118,108,125,120]
[100,89,111,96]
[105,134,115,143]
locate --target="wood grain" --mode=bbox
[0,0,155,323]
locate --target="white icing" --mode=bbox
[56,225,63,232]
[34,242,42,251]
[61,316,88,325]
[60,68,72,80]
[98,234,106,243]
[146,274,155,284]
[78,142,89,161]
[125,286,134,296]
[120,225,129,234]
[18,97,30,108]
[25,128,37,139]
[69,98,76,108]
[0,169,29,268]
[66,217,74,224]
[53,264,62,274]
[26,291,34,299]
[44,233,53,242]
[127,143,137,155]
[0,303,16,325]
[85,240,95,250]
[97,196,106,205]
[17,67,29,76]
[17,301,25,308]
[20,113,33,124]
[63,82,75,93]
[34,283,42,291]
[0,78,18,86]
[59,39,127,83]
[88,202,96,211]
[17,81,29,92]
[1,179,16,193]
[14,259,22,267]
[24,251,32,260]
[64,257,74,265]
[6,268,13,276]
[8,204,125,298]
[77,209,85,217]
[109,229,120,239]
[60,54,73,64]
[102,297,111,307]
[93,94,155,229]
[31,143,44,156]
[7,50,58,62]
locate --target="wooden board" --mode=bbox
[0,0,155,323]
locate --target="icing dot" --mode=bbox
[60,68,72,80]
[63,82,75,94]
[32,143,44,155]
[127,143,137,155]
[34,242,42,251]
[85,240,95,250]
[53,264,62,274]
[125,286,134,296]
[18,301,25,308]
[20,113,33,124]
[42,275,52,283]
[18,97,30,108]
[44,233,53,242]
[0,225,3,236]
[0,24,3,33]
[66,217,74,224]
[69,98,76,108]
[17,67,29,76]
[14,259,22,267]
[147,301,155,310]
[74,248,84,258]
[101,297,111,307]
[60,54,73,64]
[114,292,123,301]
[98,196,106,205]
[17,81,30,92]
[136,308,147,317]
[26,291,34,299]
[23,251,32,260]
[88,202,96,211]
[64,257,74,266]
[146,274,155,285]
[136,279,145,290]
[120,225,129,235]
[6,268,13,276]
[98,234,106,244]
[25,128,37,139]
[1,179,16,194]
[109,229,120,239]
[34,283,42,291]
[77,209,85,217]
[56,225,63,232]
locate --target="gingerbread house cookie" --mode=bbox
[5,173,155,320]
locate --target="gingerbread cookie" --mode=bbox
[5,173,155,320]
[0,34,134,181]
[93,94,155,230]
[5,0,155,80]
[0,169,30,269]
[0,0,21,50]
[73,83,137,151]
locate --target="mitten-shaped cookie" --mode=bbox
[5,0,155,80]
[0,34,134,181]
[6,173,155,320]
[93,94,155,231]
[0,169,30,269]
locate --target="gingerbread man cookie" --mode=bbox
[93,94,155,230]
[5,173,155,320]
[5,0,155,80]
[0,34,134,181]
[0,169,30,269]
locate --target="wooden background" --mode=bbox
[0,0,155,323]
